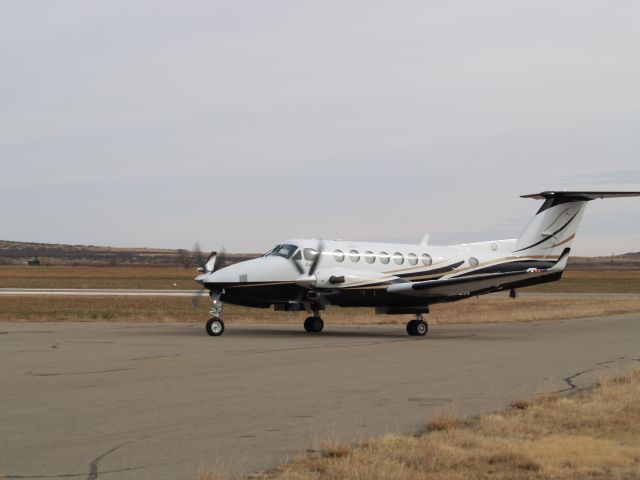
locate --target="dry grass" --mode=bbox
[1,294,640,325]
[253,370,640,480]
[528,270,640,294]
[2,266,640,293]
[0,265,195,289]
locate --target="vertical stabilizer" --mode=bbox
[513,191,640,260]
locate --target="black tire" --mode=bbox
[303,317,313,332]
[206,317,225,336]
[406,320,418,336]
[310,317,324,333]
[415,320,428,336]
[304,316,323,333]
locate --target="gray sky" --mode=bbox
[2,1,640,255]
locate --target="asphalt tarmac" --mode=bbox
[1,314,639,479]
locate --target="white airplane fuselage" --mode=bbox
[197,237,555,309]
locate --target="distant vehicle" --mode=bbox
[195,191,640,337]
[26,258,41,266]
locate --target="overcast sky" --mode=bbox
[2,1,640,255]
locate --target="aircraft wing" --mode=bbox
[386,268,552,297]
[387,248,570,298]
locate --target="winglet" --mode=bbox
[549,247,571,272]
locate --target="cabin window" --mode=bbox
[303,248,318,261]
[379,252,390,264]
[392,252,404,265]
[349,250,360,262]
[407,253,418,265]
[421,253,432,266]
[468,257,479,267]
[334,250,345,262]
[364,251,376,264]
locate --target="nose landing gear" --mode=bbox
[406,314,428,336]
[205,291,225,337]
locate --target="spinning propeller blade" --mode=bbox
[192,243,227,308]
[287,240,329,310]
[308,240,325,276]
[192,288,206,308]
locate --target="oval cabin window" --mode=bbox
[349,250,360,262]
[334,250,345,262]
[421,253,432,266]
[379,252,390,264]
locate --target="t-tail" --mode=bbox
[513,191,640,263]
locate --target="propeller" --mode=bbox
[287,240,331,311]
[193,242,228,274]
[192,242,227,308]
[289,240,324,284]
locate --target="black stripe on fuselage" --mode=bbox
[455,259,556,276]
[394,261,465,279]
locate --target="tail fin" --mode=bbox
[513,191,640,260]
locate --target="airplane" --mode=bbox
[195,191,640,337]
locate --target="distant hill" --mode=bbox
[1,240,638,269]
[0,240,259,267]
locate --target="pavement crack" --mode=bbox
[4,465,143,479]
[86,442,130,480]
[129,354,180,361]
[561,370,591,392]
[557,365,611,393]
[245,338,411,354]
[26,368,135,377]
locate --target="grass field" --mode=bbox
[2,266,640,292]
[230,369,640,480]
[0,265,196,289]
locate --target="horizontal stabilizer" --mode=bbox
[521,191,640,200]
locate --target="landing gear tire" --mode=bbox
[304,316,324,333]
[406,319,428,336]
[206,317,225,336]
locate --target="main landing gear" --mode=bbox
[406,314,428,336]
[205,291,225,337]
[303,314,324,333]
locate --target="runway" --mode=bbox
[1,314,639,479]
[0,288,199,297]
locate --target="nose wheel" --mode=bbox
[406,314,428,336]
[206,317,225,336]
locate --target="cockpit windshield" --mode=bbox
[264,244,298,259]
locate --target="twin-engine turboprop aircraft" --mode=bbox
[195,191,640,337]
